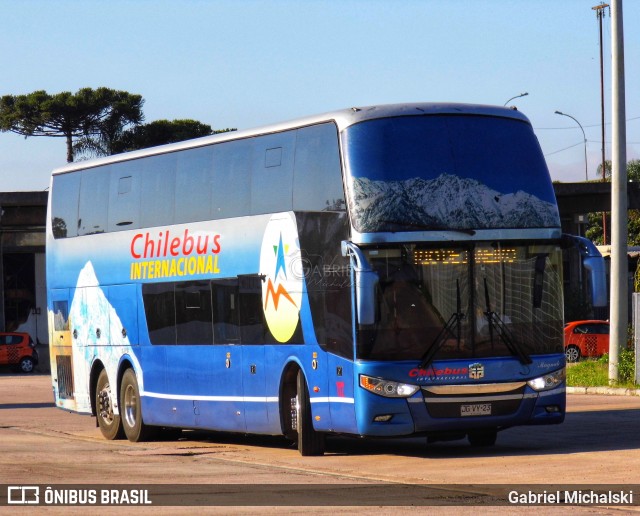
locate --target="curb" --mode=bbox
[567,386,640,396]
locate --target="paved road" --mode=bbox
[1,372,639,513]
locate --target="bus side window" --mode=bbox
[175,281,213,345]
[211,279,241,343]
[251,131,295,215]
[293,123,345,212]
[78,166,110,235]
[142,282,177,345]
[53,301,70,331]
[175,146,214,224]
[51,173,80,238]
[212,139,251,219]
[238,275,268,344]
[140,153,176,227]
[108,161,141,231]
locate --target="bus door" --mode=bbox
[327,354,357,433]
[201,279,245,432]
[334,242,375,433]
[238,275,269,432]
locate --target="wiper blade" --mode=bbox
[419,279,464,368]
[483,278,532,365]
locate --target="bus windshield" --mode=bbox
[356,242,564,361]
[342,115,560,233]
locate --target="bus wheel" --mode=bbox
[295,370,325,456]
[468,429,497,447]
[96,369,124,440]
[120,368,155,442]
[565,345,581,363]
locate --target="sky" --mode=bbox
[1,0,639,192]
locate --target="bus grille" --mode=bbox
[56,356,74,400]
[422,384,525,419]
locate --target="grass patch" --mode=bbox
[567,360,610,387]
[567,350,638,389]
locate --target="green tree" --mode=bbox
[117,119,234,153]
[0,88,144,162]
[75,119,235,158]
[585,159,640,245]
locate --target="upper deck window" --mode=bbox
[342,115,560,233]
[50,122,344,239]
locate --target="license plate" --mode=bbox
[460,403,492,417]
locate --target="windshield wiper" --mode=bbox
[483,277,532,365]
[419,279,465,368]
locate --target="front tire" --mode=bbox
[120,368,155,442]
[295,370,325,456]
[96,369,124,440]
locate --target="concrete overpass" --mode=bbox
[554,181,640,235]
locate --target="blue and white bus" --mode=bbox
[48,103,572,455]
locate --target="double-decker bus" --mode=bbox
[48,103,575,455]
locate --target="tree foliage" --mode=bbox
[0,88,144,162]
[585,160,640,245]
[103,119,235,155]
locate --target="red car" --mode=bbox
[0,332,39,372]
[563,320,610,362]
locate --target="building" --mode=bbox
[0,192,47,343]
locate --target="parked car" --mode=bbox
[0,332,38,373]
[563,320,610,362]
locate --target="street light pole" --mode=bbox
[555,111,588,181]
[503,92,529,106]
[593,3,609,244]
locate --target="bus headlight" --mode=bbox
[527,368,566,392]
[359,374,419,398]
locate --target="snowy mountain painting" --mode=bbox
[348,173,560,233]
[66,261,140,413]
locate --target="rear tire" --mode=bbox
[295,370,325,456]
[120,368,155,442]
[565,345,581,363]
[19,357,34,373]
[96,369,124,440]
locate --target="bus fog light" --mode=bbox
[527,368,566,392]
[359,374,419,398]
[373,414,393,422]
[545,405,561,413]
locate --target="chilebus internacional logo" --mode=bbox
[260,214,303,342]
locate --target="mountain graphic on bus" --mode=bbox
[66,261,138,413]
[349,173,560,233]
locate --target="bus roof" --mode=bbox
[51,102,531,175]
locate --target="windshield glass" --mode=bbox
[342,115,560,233]
[356,242,564,361]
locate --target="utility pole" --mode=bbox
[593,3,609,243]
[609,0,626,385]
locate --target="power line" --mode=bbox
[545,140,640,157]
[535,115,640,131]
[544,141,585,156]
